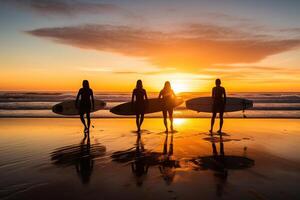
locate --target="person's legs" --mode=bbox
[168,109,173,132]
[136,114,140,132]
[210,112,216,133]
[163,110,168,132]
[80,112,87,132]
[218,112,224,133]
[139,113,144,130]
[86,112,91,130]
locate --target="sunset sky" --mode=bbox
[0,0,300,92]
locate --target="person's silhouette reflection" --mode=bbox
[76,135,93,184]
[195,135,254,197]
[210,135,228,196]
[131,132,149,186]
[51,135,106,185]
[159,132,179,185]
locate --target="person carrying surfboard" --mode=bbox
[158,81,176,132]
[76,80,95,134]
[210,79,226,134]
[131,80,148,132]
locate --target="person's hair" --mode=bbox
[215,79,221,86]
[82,80,90,89]
[136,80,143,89]
[163,81,171,91]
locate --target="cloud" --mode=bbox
[78,67,176,75]
[202,65,300,82]
[2,0,134,17]
[26,24,300,71]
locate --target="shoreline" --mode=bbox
[0,116,299,119]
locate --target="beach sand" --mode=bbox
[0,118,299,199]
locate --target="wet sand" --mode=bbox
[0,118,299,199]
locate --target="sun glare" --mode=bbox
[173,118,187,126]
[172,81,189,94]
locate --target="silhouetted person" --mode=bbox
[158,81,176,132]
[210,79,226,134]
[131,132,149,186]
[76,80,94,135]
[131,80,148,132]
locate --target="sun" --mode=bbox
[171,81,189,94]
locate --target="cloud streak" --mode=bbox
[2,0,134,17]
[27,24,300,71]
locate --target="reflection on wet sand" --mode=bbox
[51,135,106,184]
[112,131,255,191]
[111,132,160,186]
[111,132,181,186]
[159,132,180,185]
[0,119,299,199]
[191,134,255,196]
[130,133,148,186]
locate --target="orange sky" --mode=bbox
[0,0,299,92]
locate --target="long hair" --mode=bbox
[82,80,90,89]
[163,81,171,92]
[136,80,143,89]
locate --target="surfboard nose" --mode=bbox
[53,105,63,113]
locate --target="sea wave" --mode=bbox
[0,92,299,118]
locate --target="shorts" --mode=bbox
[212,100,225,113]
[79,103,91,114]
[134,101,146,114]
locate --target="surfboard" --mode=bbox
[186,97,253,113]
[52,100,106,115]
[110,98,184,115]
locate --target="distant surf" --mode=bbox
[0,92,299,118]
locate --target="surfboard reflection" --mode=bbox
[50,135,106,184]
[191,135,255,197]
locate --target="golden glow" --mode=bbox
[172,81,189,94]
[0,1,299,93]
[0,44,299,92]
[173,118,187,126]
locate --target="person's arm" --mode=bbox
[131,90,135,103]
[131,89,135,110]
[144,89,148,108]
[211,87,215,99]
[158,90,162,99]
[131,163,135,172]
[144,89,148,101]
[145,165,149,173]
[223,88,226,104]
[75,89,81,108]
[90,89,95,110]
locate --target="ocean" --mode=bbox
[0,92,299,118]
